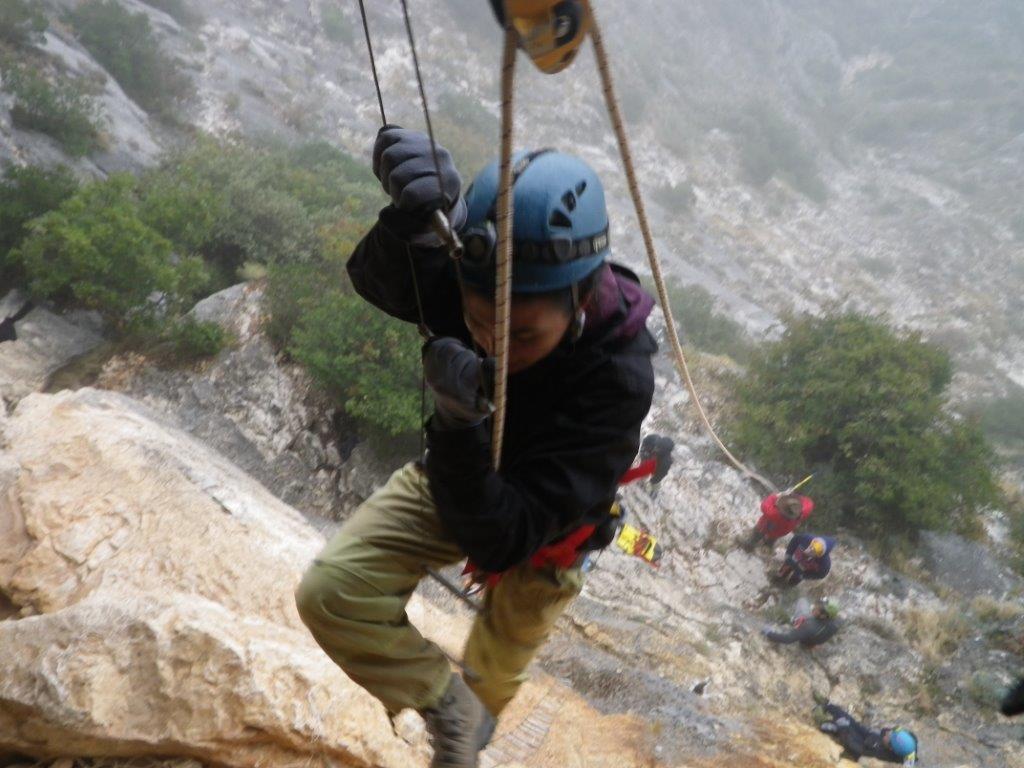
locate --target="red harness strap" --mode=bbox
[618,458,657,485]
[464,459,657,586]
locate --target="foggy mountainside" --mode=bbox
[2,1,1024,767]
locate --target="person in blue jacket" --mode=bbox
[775,533,836,586]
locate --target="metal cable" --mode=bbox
[355,0,387,125]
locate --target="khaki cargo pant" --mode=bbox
[295,462,583,716]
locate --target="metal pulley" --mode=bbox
[489,0,592,74]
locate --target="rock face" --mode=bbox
[0,387,425,766]
[0,290,104,409]
[96,282,398,523]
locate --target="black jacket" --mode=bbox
[766,615,841,647]
[348,209,657,572]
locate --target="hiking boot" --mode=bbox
[422,673,496,768]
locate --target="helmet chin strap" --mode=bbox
[568,281,586,342]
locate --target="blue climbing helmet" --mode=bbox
[460,149,610,294]
[889,728,917,760]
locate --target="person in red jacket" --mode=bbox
[742,492,813,550]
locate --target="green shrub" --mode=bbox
[652,180,696,214]
[143,0,202,28]
[290,290,423,437]
[0,165,79,288]
[138,139,381,286]
[4,63,100,156]
[0,0,48,47]
[267,208,421,438]
[731,102,828,204]
[727,312,1000,542]
[664,280,752,363]
[321,3,353,44]
[434,91,499,176]
[978,383,1024,447]
[158,317,229,363]
[967,670,1008,709]
[13,174,208,327]
[69,0,193,120]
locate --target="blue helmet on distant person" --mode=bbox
[889,728,917,760]
[460,149,609,293]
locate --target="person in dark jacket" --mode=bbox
[763,598,842,647]
[295,128,656,768]
[816,700,919,765]
[774,533,836,586]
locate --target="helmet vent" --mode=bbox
[561,191,577,211]
[549,210,572,229]
[576,180,587,196]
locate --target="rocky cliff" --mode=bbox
[2,286,1021,766]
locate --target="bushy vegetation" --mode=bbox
[4,63,101,156]
[0,165,79,288]
[664,280,752,363]
[730,102,828,204]
[12,174,209,328]
[268,217,424,438]
[141,139,379,285]
[728,312,1000,543]
[977,383,1024,449]
[3,135,419,435]
[434,91,498,177]
[156,316,230,364]
[320,3,353,44]
[143,0,202,28]
[0,0,48,48]
[69,0,193,120]
[652,180,696,215]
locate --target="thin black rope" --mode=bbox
[355,0,387,125]
[399,0,448,210]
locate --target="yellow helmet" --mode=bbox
[807,537,827,558]
[490,0,592,74]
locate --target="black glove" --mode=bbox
[373,126,464,220]
[423,337,494,430]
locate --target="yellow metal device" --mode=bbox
[490,0,593,74]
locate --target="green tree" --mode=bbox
[4,63,101,156]
[69,0,193,120]
[728,312,1000,542]
[290,289,423,437]
[268,210,422,438]
[0,0,48,47]
[13,175,208,327]
[0,165,79,289]
[665,280,752,362]
[139,139,381,285]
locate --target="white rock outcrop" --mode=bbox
[0,387,425,766]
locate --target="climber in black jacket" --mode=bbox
[816,698,919,765]
[296,127,656,768]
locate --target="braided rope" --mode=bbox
[491,27,518,471]
[589,17,776,494]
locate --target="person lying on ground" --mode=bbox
[295,128,657,768]
[814,697,919,765]
[762,597,841,648]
